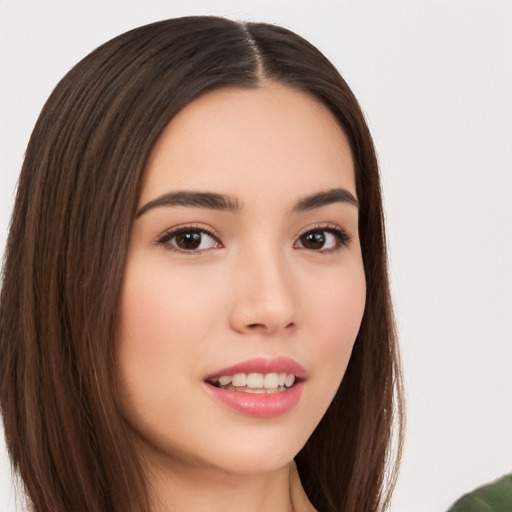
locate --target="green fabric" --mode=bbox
[446,474,512,512]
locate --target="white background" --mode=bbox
[1,1,511,511]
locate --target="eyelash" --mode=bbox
[156,223,351,254]
[296,223,352,254]
[156,224,222,254]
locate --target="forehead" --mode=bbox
[140,82,355,207]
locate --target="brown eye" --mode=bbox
[300,231,327,250]
[158,228,220,252]
[295,227,350,252]
[175,232,202,250]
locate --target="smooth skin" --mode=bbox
[118,82,366,512]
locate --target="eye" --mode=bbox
[295,226,351,252]
[157,226,221,253]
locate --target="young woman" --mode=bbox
[0,16,404,512]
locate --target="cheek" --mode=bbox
[119,259,218,359]
[116,257,223,414]
[116,256,228,446]
[306,262,366,383]
[119,270,181,366]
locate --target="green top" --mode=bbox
[446,474,512,512]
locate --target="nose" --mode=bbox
[228,248,297,336]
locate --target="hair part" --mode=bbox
[0,16,404,512]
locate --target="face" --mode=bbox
[118,82,366,476]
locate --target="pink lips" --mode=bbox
[203,357,306,418]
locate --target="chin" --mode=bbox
[140,421,309,477]
[202,450,296,477]
[196,422,311,476]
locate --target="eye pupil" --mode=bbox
[176,232,201,250]
[301,231,325,249]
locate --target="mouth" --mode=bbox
[206,372,300,394]
[203,357,306,418]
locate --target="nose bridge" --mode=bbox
[230,239,297,334]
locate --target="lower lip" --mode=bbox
[204,381,304,418]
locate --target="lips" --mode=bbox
[203,357,306,418]
[204,356,308,381]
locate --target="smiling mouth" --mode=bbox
[207,372,298,394]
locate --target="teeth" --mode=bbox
[232,373,247,387]
[211,372,298,391]
[264,373,279,388]
[284,374,295,387]
[237,386,266,394]
[247,373,264,388]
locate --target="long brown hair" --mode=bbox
[0,16,404,512]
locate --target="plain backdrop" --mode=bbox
[1,1,511,511]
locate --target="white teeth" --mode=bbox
[212,372,297,392]
[284,374,296,387]
[239,386,266,394]
[232,373,247,387]
[247,373,264,388]
[264,373,279,388]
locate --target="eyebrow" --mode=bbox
[135,187,358,218]
[293,188,359,212]
[136,191,241,218]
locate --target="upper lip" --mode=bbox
[205,356,308,381]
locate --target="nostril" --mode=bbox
[245,321,295,333]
